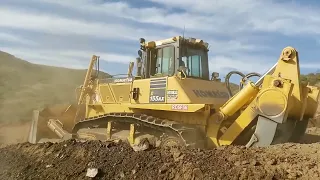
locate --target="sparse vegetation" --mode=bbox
[301,73,320,86]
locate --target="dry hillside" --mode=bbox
[0,51,110,143]
[0,51,109,123]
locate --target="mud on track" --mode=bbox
[1,130,320,180]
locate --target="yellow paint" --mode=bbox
[106,121,112,139]
[128,104,205,112]
[218,103,257,145]
[220,82,259,117]
[304,86,320,118]
[205,113,223,147]
[128,124,135,144]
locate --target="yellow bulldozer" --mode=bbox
[28,36,320,149]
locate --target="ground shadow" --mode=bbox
[300,134,320,144]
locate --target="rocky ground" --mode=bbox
[1,128,320,180]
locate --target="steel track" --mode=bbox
[71,112,206,148]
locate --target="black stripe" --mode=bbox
[150,78,167,82]
[150,84,166,89]
[150,81,167,85]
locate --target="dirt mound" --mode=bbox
[1,136,320,180]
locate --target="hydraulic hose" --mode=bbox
[225,71,246,97]
[225,71,262,97]
[239,72,262,91]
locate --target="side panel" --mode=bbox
[130,79,152,103]
[92,75,230,126]
[99,85,116,103]
[130,76,229,107]
[149,77,167,103]
[127,76,230,126]
[99,83,132,103]
[109,83,132,103]
[166,76,229,106]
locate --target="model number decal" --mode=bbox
[150,96,164,102]
[172,104,188,110]
[149,89,165,103]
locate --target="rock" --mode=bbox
[234,161,241,166]
[131,138,150,152]
[159,163,173,174]
[86,168,98,178]
[241,160,249,165]
[193,168,203,179]
[267,159,277,165]
[120,171,125,178]
[172,149,184,162]
[250,160,260,166]
[45,164,53,168]
[231,149,239,154]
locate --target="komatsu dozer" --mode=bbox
[28,36,320,149]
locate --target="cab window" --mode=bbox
[190,55,202,77]
[181,49,204,78]
[156,46,174,76]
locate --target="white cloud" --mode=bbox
[147,0,320,35]
[0,0,320,76]
[0,8,173,41]
[209,55,273,75]
[29,0,320,36]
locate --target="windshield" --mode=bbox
[180,47,208,79]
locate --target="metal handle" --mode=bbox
[254,62,278,86]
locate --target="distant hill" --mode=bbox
[0,51,110,123]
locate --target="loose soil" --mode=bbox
[1,129,320,180]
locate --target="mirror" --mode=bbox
[177,66,187,78]
[212,72,219,78]
[139,38,145,43]
[138,50,142,58]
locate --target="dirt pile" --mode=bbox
[1,134,320,180]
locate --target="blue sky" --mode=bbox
[1,0,320,80]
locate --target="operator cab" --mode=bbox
[137,36,211,80]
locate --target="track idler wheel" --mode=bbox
[159,134,185,148]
